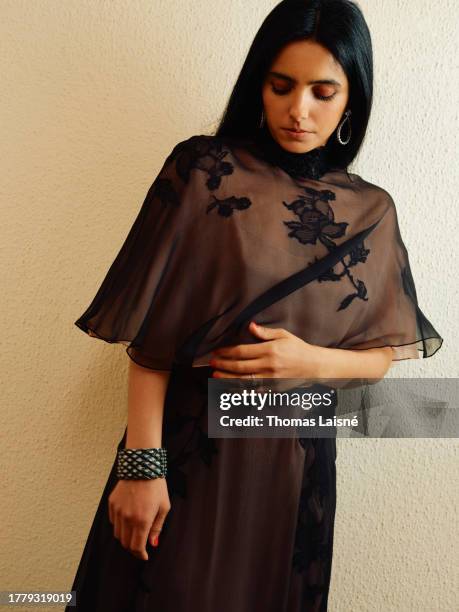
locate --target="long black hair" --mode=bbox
[213,0,373,170]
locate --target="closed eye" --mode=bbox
[316,92,337,102]
[271,86,290,96]
[271,85,337,102]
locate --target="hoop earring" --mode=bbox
[336,109,352,145]
[259,109,265,129]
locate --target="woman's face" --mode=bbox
[261,39,350,153]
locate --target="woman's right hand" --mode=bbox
[108,477,171,560]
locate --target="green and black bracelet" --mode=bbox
[116,447,167,480]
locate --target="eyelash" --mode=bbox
[271,86,337,102]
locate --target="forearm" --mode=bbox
[126,360,171,448]
[315,345,393,381]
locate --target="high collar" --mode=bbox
[252,124,333,180]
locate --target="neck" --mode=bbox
[253,124,332,180]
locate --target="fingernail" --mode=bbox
[153,535,159,547]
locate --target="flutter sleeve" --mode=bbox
[74,136,218,371]
[340,191,443,362]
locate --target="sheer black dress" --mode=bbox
[66,125,443,611]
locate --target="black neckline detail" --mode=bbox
[252,125,333,180]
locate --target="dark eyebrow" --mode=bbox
[267,71,342,88]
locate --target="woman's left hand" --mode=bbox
[210,321,325,379]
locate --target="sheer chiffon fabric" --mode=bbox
[74,132,442,371]
[68,366,337,611]
[68,131,442,611]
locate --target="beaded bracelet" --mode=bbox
[116,447,167,480]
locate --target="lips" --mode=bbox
[284,128,310,133]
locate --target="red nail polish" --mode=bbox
[153,535,159,547]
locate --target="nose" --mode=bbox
[289,90,310,123]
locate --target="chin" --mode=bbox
[275,130,318,151]
[280,138,317,154]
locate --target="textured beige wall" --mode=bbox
[1,1,457,610]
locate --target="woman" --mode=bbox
[67,1,443,610]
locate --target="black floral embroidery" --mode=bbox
[167,136,234,190]
[161,135,253,220]
[292,439,332,607]
[283,186,347,246]
[206,195,252,217]
[316,245,370,311]
[166,429,218,499]
[196,428,219,466]
[283,185,371,311]
[164,395,219,500]
[150,177,181,208]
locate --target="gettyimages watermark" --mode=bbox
[207,377,459,438]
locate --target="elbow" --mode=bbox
[368,347,393,383]
[381,347,394,377]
